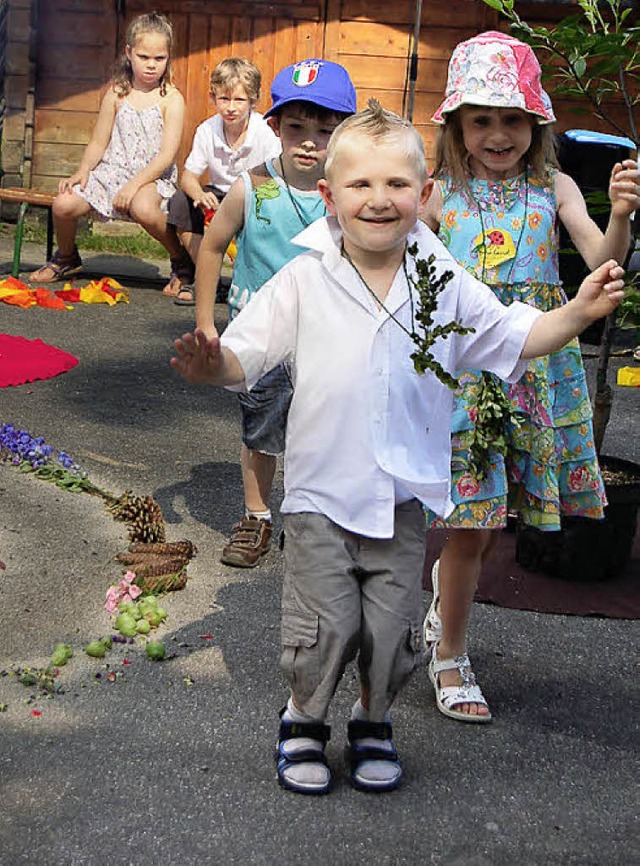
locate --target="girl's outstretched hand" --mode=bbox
[575,260,625,322]
[609,159,640,217]
[171,328,223,384]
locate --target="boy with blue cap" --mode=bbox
[194,59,356,569]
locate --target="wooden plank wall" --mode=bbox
[31,0,116,190]
[2,0,34,190]
[323,0,497,162]
[22,0,635,193]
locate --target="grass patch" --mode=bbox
[0,217,167,259]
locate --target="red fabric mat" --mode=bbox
[423,520,640,620]
[0,334,79,387]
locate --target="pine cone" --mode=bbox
[106,491,137,520]
[107,493,166,543]
[116,551,188,569]
[128,555,187,579]
[126,540,197,559]
[133,568,188,594]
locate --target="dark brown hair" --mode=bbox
[112,11,174,97]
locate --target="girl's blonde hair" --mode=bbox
[210,58,262,103]
[326,98,428,182]
[433,108,559,190]
[113,12,174,97]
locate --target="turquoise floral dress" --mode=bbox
[430,171,606,531]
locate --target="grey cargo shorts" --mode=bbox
[280,499,427,722]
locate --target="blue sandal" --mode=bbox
[346,719,403,793]
[275,710,331,795]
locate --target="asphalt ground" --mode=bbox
[0,235,638,866]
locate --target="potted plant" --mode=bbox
[481,0,640,580]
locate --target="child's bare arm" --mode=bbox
[556,162,639,270]
[608,159,640,218]
[141,88,185,181]
[522,260,625,359]
[420,180,442,233]
[59,89,118,193]
[180,168,219,211]
[195,178,245,339]
[170,328,245,386]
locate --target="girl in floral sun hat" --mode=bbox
[422,31,640,724]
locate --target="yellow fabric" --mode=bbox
[0,277,129,309]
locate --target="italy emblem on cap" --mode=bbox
[292,60,321,87]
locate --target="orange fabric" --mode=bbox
[0,277,129,309]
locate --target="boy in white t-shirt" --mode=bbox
[165,57,281,302]
[171,102,625,796]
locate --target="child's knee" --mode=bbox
[53,194,84,220]
[131,205,160,229]
[361,614,423,702]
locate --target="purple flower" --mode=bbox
[1,424,80,475]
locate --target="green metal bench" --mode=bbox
[0,187,55,277]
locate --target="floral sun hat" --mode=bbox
[432,30,555,125]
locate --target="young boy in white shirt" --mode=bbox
[165,57,280,302]
[171,102,625,796]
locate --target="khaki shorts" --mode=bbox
[280,500,426,722]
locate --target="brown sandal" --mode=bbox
[162,251,195,296]
[29,248,83,283]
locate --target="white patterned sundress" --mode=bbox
[75,100,177,220]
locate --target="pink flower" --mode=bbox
[105,570,141,611]
[105,585,121,613]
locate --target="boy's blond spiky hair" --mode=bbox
[325,98,428,182]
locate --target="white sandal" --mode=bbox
[423,559,442,646]
[428,643,492,724]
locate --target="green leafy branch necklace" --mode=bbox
[342,239,522,480]
[341,241,475,390]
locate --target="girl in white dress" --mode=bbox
[30,11,188,285]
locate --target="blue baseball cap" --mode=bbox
[264,58,357,118]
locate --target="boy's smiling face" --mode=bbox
[319,134,433,261]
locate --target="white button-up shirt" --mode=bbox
[221,217,541,538]
[184,112,281,193]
